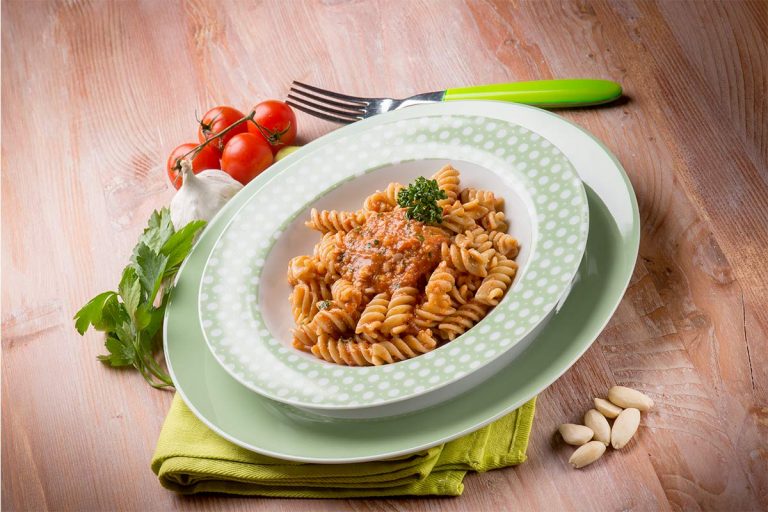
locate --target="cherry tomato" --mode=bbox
[166,143,221,189]
[220,133,273,185]
[246,100,297,155]
[198,106,247,149]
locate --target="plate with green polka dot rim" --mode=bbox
[198,110,588,411]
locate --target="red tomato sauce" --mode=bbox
[340,209,448,295]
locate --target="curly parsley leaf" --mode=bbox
[74,209,206,390]
[397,177,447,224]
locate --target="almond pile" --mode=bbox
[558,385,653,469]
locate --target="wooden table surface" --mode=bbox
[3,0,767,510]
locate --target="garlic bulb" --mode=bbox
[170,159,243,229]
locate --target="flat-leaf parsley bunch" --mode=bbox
[74,208,205,388]
[397,177,447,224]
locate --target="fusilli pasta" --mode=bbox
[306,208,367,233]
[286,166,520,366]
[363,182,403,212]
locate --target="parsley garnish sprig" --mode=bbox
[397,177,447,224]
[74,208,206,389]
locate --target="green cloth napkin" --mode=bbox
[151,394,536,497]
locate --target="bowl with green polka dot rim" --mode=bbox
[198,103,589,418]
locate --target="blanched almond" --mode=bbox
[611,408,641,449]
[608,386,654,411]
[594,397,623,418]
[569,441,606,468]
[558,424,594,445]
[584,409,611,445]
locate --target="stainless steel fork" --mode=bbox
[287,79,622,124]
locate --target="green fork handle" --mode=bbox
[444,79,622,108]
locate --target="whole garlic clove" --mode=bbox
[558,424,594,446]
[594,397,623,419]
[569,441,606,469]
[584,409,611,445]
[608,386,654,411]
[611,408,641,449]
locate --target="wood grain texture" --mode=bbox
[2,0,766,510]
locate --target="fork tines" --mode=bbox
[287,81,368,124]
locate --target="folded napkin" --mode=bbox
[151,394,535,497]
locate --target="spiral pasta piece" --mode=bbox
[425,261,455,307]
[381,286,418,335]
[460,200,490,220]
[488,230,519,258]
[303,277,332,301]
[331,279,363,310]
[441,241,488,277]
[287,255,324,285]
[354,332,381,345]
[290,283,318,324]
[459,188,501,212]
[414,297,456,329]
[440,201,476,234]
[314,232,344,281]
[311,304,357,337]
[438,300,490,341]
[292,323,318,349]
[448,283,471,307]
[455,227,495,260]
[457,272,482,292]
[481,211,508,232]
[311,335,377,366]
[431,165,460,206]
[306,208,367,234]
[371,330,438,364]
[355,292,389,335]
[475,256,518,306]
[363,182,404,212]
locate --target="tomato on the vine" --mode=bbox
[220,133,273,185]
[166,143,221,189]
[198,106,247,149]
[247,100,297,155]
